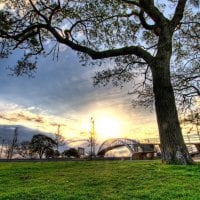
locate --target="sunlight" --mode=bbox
[79,111,123,140]
[0,105,159,143]
[77,107,158,141]
[0,3,5,10]
[95,117,122,140]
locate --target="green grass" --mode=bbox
[0,160,199,200]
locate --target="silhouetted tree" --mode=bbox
[7,127,19,159]
[45,149,60,159]
[62,148,79,158]
[30,134,57,159]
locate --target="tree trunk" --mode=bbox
[152,63,194,164]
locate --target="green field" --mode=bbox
[0,160,199,200]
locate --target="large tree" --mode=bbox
[0,0,199,164]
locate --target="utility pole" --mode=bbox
[56,124,61,151]
[55,124,65,151]
[90,117,95,158]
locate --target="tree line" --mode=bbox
[0,128,80,159]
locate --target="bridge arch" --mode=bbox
[97,138,141,156]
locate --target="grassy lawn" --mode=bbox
[0,160,199,200]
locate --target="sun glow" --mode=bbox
[0,102,159,144]
[95,117,122,140]
[79,110,124,141]
[77,106,158,141]
[0,3,5,10]
[79,116,122,140]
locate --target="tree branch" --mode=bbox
[41,24,153,63]
[171,0,187,29]
[139,10,155,30]
[123,0,167,26]
[138,0,168,26]
[29,0,49,24]
[122,0,140,7]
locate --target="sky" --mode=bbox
[0,47,159,144]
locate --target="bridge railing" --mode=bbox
[139,138,160,144]
[139,134,200,145]
[183,134,200,144]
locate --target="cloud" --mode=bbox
[0,114,18,122]
[0,47,134,116]
[0,109,57,131]
[0,124,54,143]
[0,49,96,114]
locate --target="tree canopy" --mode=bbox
[30,134,57,159]
[62,148,79,158]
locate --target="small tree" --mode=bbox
[62,148,79,158]
[30,134,57,159]
[7,127,19,159]
[45,149,60,159]
[16,141,31,159]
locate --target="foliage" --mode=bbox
[45,149,60,159]
[54,149,61,158]
[45,148,55,159]
[30,134,57,159]
[0,2,197,79]
[62,148,79,158]
[0,161,199,199]
[181,108,200,136]
[172,11,200,111]
[0,1,198,109]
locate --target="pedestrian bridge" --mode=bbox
[97,138,154,157]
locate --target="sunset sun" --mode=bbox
[80,112,123,141]
[95,117,122,140]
